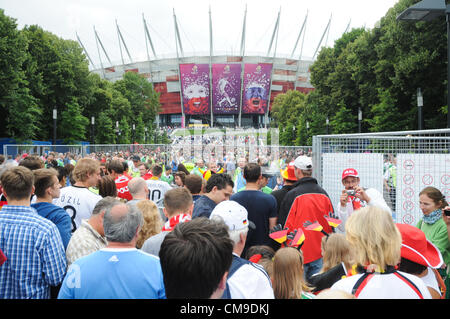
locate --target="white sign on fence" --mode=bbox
[396,154,450,225]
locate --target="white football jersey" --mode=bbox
[146,179,172,205]
[53,186,102,232]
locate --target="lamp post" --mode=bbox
[326,116,330,134]
[115,121,121,144]
[358,108,362,133]
[417,88,424,130]
[397,0,450,128]
[91,116,95,145]
[53,108,57,147]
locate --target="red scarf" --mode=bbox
[162,214,191,232]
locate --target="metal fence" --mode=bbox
[312,128,450,225]
[2,143,311,165]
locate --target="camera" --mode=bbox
[346,190,356,196]
[444,209,450,216]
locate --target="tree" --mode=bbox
[59,99,89,144]
[0,10,40,141]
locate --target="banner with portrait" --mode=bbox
[242,63,273,114]
[179,64,211,115]
[211,64,242,114]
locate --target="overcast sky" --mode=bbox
[1,0,399,69]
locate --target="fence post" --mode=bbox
[312,135,322,185]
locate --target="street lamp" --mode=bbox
[397,0,450,128]
[91,116,95,145]
[326,117,330,134]
[358,108,362,133]
[53,108,57,146]
[417,88,424,130]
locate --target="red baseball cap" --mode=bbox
[396,223,443,268]
[342,168,359,180]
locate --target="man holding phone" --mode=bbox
[336,168,391,233]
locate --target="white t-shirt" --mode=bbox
[228,254,275,299]
[421,268,441,296]
[330,271,432,299]
[53,186,102,232]
[146,179,172,205]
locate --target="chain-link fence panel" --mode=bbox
[312,129,450,225]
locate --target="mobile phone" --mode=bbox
[444,209,450,216]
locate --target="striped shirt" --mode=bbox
[65,219,108,266]
[0,205,67,299]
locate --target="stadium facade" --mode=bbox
[85,9,321,129]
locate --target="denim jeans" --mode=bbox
[304,258,323,282]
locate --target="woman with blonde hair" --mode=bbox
[272,247,315,299]
[136,200,162,249]
[330,206,432,298]
[308,233,354,293]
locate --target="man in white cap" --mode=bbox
[277,155,335,281]
[210,200,274,299]
[337,167,391,233]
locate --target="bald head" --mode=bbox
[103,203,144,243]
[128,177,148,199]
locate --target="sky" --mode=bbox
[1,0,399,69]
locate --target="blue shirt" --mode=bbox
[31,202,72,250]
[58,248,166,299]
[0,205,67,299]
[192,195,217,219]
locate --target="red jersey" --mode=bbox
[115,174,132,201]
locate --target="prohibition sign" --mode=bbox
[442,174,450,185]
[403,174,414,185]
[403,187,414,199]
[422,174,433,186]
[402,200,414,211]
[403,160,414,170]
[402,214,415,225]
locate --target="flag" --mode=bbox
[304,221,323,232]
[325,216,342,228]
[289,228,305,247]
[269,229,288,244]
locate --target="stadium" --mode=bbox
[81,8,327,129]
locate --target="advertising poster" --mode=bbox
[212,64,241,114]
[179,64,211,115]
[242,63,273,114]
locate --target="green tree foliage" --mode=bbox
[0,10,161,144]
[271,0,447,145]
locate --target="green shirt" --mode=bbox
[417,217,450,266]
[161,174,174,184]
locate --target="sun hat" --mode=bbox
[281,163,297,181]
[293,156,312,170]
[396,223,443,268]
[210,200,255,231]
[341,168,359,180]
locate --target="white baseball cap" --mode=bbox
[293,155,312,170]
[209,200,255,231]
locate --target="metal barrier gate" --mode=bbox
[312,128,450,225]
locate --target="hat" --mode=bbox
[396,223,443,268]
[210,200,255,231]
[293,156,312,170]
[341,168,359,180]
[131,155,140,162]
[261,167,275,178]
[281,163,297,181]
